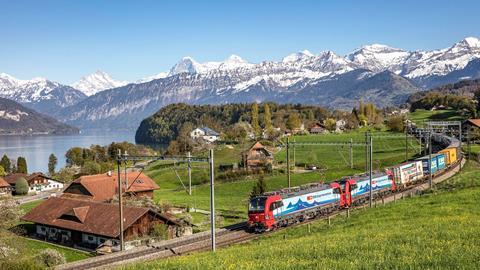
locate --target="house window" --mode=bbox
[88,236,94,241]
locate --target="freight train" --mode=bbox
[248,133,461,232]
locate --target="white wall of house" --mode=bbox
[82,233,108,246]
[190,128,205,139]
[29,180,64,193]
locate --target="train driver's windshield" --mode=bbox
[249,197,267,212]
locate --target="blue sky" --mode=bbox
[1,0,479,84]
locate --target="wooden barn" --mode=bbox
[21,197,183,250]
[242,142,274,169]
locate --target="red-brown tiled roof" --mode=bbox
[63,172,159,202]
[0,177,11,188]
[21,197,178,238]
[467,119,480,128]
[3,173,27,185]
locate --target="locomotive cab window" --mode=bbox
[333,188,341,194]
[269,201,283,211]
[350,184,358,190]
[249,197,267,212]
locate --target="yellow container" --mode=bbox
[439,148,457,165]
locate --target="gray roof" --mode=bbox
[198,127,219,136]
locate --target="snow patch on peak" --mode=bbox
[137,72,169,83]
[282,50,314,63]
[72,70,129,96]
[169,57,202,75]
[458,37,480,48]
[225,54,246,63]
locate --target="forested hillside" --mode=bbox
[135,103,334,144]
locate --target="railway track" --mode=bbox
[56,159,464,270]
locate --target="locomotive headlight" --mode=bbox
[265,214,270,220]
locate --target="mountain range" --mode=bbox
[0,97,79,135]
[1,37,480,130]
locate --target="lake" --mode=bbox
[0,131,136,173]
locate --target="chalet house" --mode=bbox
[62,172,159,202]
[4,173,64,193]
[0,177,12,196]
[21,197,183,250]
[242,142,274,169]
[309,122,327,134]
[190,127,220,143]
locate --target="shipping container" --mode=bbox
[439,148,457,165]
[391,161,424,187]
[416,153,446,174]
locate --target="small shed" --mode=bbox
[242,142,274,169]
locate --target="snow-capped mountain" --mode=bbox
[72,70,129,96]
[54,37,480,130]
[0,73,87,115]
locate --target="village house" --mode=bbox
[21,197,184,250]
[4,172,64,194]
[190,126,220,143]
[242,141,274,169]
[309,122,327,134]
[335,119,347,133]
[62,171,159,202]
[0,177,12,196]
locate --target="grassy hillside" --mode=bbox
[408,109,463,126]
[124,161,480,270]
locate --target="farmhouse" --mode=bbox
[21,197,183,250]
[190,126,220,143]
[4,172,64,193]
[242,141,274,169]
[0,177,12,196]
[62,171,159,202]
[309,122,327,134]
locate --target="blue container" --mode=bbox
[416,153,447,174]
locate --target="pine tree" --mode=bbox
[264,104,273,135]
[16,157,27,174]
[0,155,10,173]
[48,154,58,175]
[251,103,261,138]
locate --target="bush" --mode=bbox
[36,248,66,267]
[150,223,169,240]
[387,115,405,132]
[14,178,29,195]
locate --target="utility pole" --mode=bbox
[286,137,291,188]
[116,150,125,251]
[124,151,128,188]
[467,127,471,160]
[349,138,353,169]
[428,132,433,189]
[405,123,408,161]
[209,149,216,252]
[365,132,368,172]
[293,137,296,168]
[187,151,192,196]
[369,136,373,208]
